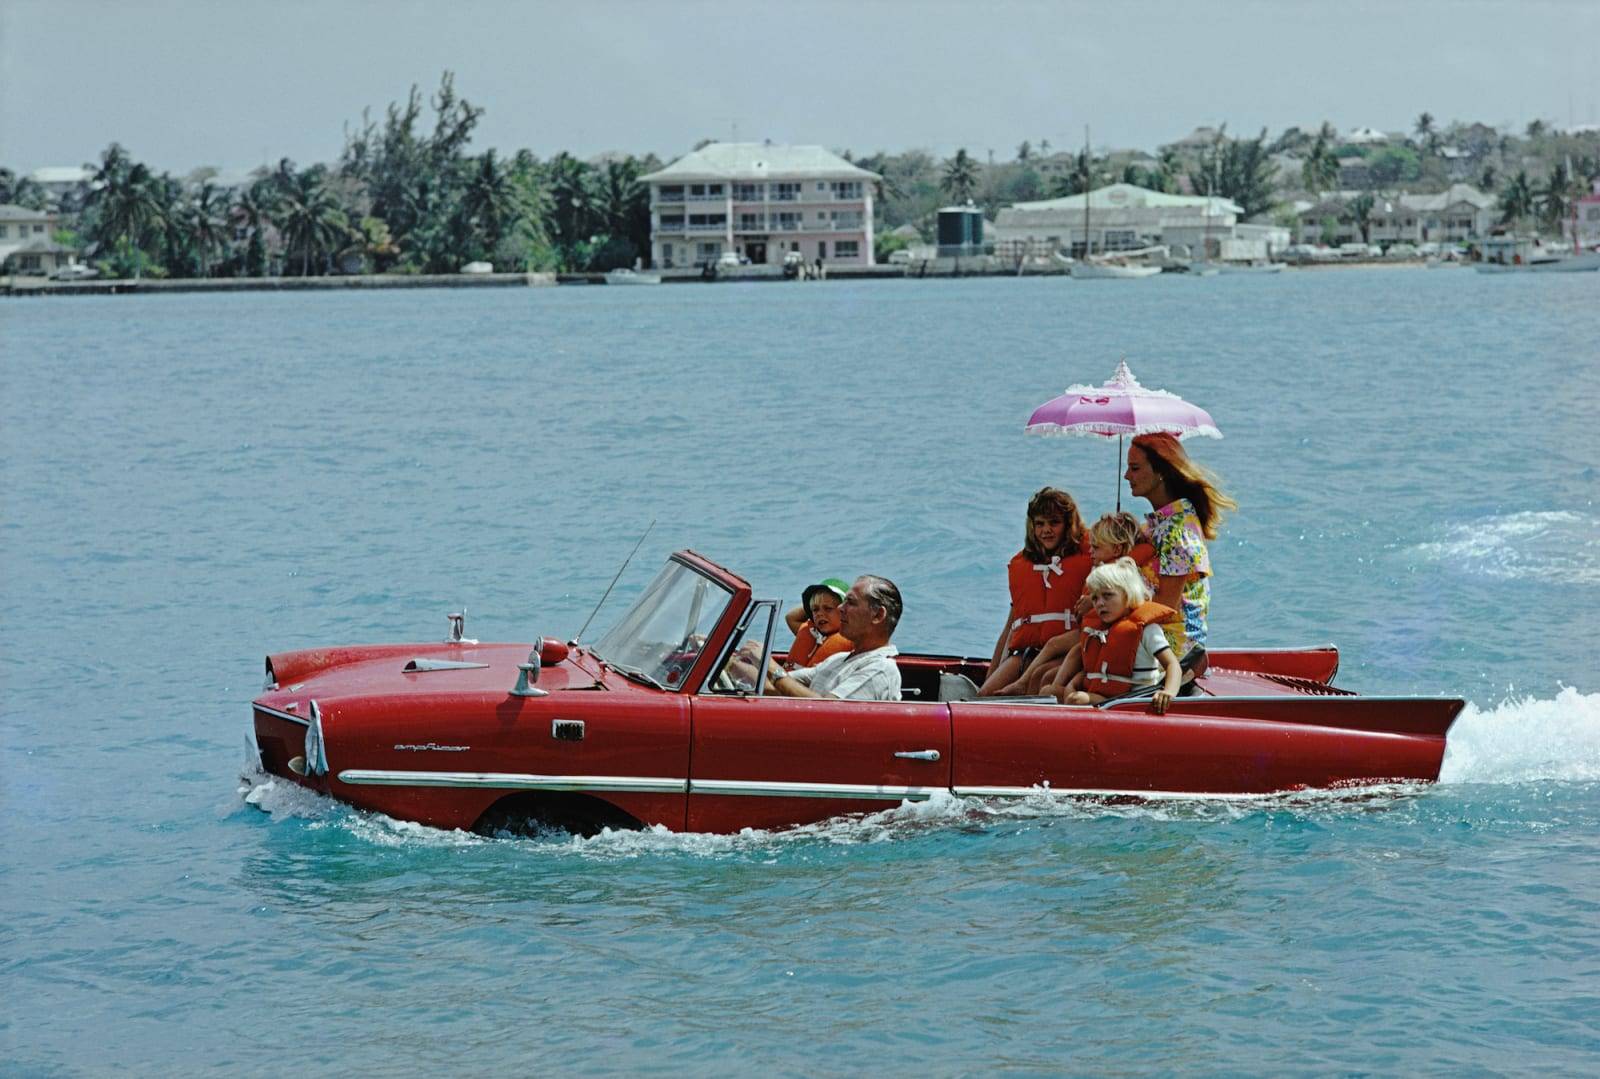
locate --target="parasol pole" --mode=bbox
[1116,433,1123,512]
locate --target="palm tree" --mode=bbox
[89,160,164,276]
[1016,141,1033,163]
[1303,133,1339,195]
[460,149,522,252]
[273,162,349,276]
[1537,161,1577,235]
[1498,170,1536,228]
[941,149,980,203]
[1414,112,1435,142]
[594,157,649,259]
[185,182,229,278]
[1525,119,1547,140]
[232,180,274,276]
[546,153,594,266]
[1347,193,1376,243]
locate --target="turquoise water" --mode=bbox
[3,272,1598,1074]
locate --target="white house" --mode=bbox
[992,183,1253,259]
[1294,185,1497,246]
[639,142,879,268]
[0,203,58,267]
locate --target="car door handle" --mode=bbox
[893,749,941,762]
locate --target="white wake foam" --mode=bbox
[1411,510,1600,585]
[238,689,1600,856]
[1439,687,1600,784]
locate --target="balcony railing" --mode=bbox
[687,221,727,232]
[686,192,727,202]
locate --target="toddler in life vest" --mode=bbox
[782,578,852,669]
[1001,512,1154,695]
[978,487,1090,695]
[1061,557,1182,713]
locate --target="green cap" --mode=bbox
[801,577,850,612]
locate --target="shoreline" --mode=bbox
[1,258,1430,298]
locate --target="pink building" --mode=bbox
[641,142,878,268]
[1567,178,1600,250]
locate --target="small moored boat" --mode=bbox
[605,268,662,285]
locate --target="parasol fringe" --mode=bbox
[1026,421,1223,440]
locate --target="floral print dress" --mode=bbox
[1141,498,1211,657]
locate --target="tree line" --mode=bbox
[26,74,658,279]
[7,75,1599,278]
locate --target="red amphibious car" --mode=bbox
[249,551,1464,835]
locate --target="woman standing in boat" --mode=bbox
[1123,432,1235,661]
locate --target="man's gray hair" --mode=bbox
[856,575,902,633]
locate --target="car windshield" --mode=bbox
[591,560,735,690]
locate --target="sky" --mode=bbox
[3,0,1597,175]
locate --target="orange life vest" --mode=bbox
[1080,600,1178,696]
[788,622,851,669]
[1006,550,1092,649]
[1130,541,1160,597]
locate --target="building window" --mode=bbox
[659,216,684,230]
[733,183,762,201]
[774,212,801,231]
[707,184,723,196]
[772,183,800,201]
[835,240,859,259]
[818,241,827,258]
[834,211,862,229]
[696,242,720,263]
[33,224,44,233]
[1104,229,1139,251]
[0,226,8,237]
[1587,207,1600,221]
[662,242,674,267]
[817,182,826,191]
[738,213,764,231]
[659,185,684,202]
[831,181,863,199]
[688,214,726,230]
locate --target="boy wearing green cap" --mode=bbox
[782,577,852,669]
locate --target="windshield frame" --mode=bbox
[589,551,750,694]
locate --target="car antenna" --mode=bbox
[573,518,656,645]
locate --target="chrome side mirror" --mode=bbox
[511,647,548,697]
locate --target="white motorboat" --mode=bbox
[1528,251,1600,273]
[605,268,662,285]
[1217,261,1284,274]
[1073,261,1162,279]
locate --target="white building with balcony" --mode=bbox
[640,142,879,268]
[0,204,58,267]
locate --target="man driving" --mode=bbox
[763,575,903,701]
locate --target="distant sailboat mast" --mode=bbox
[1082,125,1092,259]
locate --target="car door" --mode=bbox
[687,694,951,833]
[948,700,1104,798]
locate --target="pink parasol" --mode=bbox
[1026,360,1221,508]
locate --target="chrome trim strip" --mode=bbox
[689,778,937,801]
[955,785,1285,801]
[1118,695,1461,705]
[336,769,687,794]
[255,704,310,728]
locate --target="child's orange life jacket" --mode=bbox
[1080,600,1178,696]
[1006,550,1092,649]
